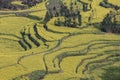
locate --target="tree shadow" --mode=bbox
[13,70,46,80]
[26,15,42,21]
[12,70,61,80]
[66,77,81,80]
[100,66,120,80]
[91,22,101,28]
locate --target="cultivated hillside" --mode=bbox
[0,0,120,80]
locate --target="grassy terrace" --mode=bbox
[108,0,120,6]
[11,1,24,6]
[0,0,120,80]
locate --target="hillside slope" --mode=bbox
[0,0,120,80]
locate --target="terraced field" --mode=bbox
[108,0,120,6]
[0,0,120,80]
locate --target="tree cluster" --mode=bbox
[22,0,43,7]
[101,67,120,80]
[0,0,27,10]
[54,11,82,28]
[100,0,120,10]
[0,0,12,9]
[101,10,120,33]
[53,1,82,27]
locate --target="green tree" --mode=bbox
[101,67,120,80]
[101,10,120,33]
[0,0,12,9]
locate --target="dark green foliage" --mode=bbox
[83,4,88,12]
[22,0,43,7]
[99,0,120,10]
[54,18,63,26]
[44,11,51,24]
[33,24,47,42]
[20,32,32,49]
[27,15,42,20]
[18,40,27,50]
[101,10,120,33]
[99,1,112,8]
[28,34,40,47]
[0,0,28,10]
[80,78,89,80]
[45,0,82,27]
[101,67,120,80]
[15,12,29,17]
[54,8,82,27]
[29,70,45,80]
[23,36,32,49]
[13,70,46,80]
[54,17,79,27]
[78,13,82,26]
[0,0,12,9]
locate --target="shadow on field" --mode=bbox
[66,77,81,80]
[27,15,42,21]
[13,70,61,80]
[13,70,46,80]
[100,66,120,80]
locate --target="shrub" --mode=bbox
[99,2,111,8]
[101,11,120,33]
[28,34,40,47]
[99,0,120,10]
[80,78,89,80]
[101,67,120,80]
[0,0,12,9]
[18,40,27,50]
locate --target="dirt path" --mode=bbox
[0,9,46,15]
